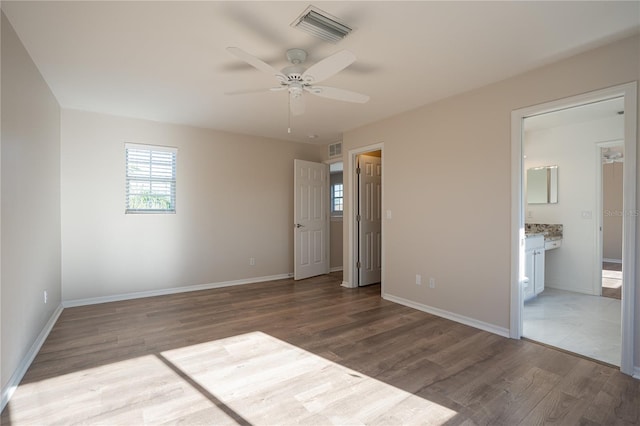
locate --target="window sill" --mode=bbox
[126,210,176,214]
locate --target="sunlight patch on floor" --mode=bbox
[6,332,458,425]
[160,331,459,425]
[602,269,622,289]
[7,354,226,425]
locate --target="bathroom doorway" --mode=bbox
[598,142,624,300]
[521,98,624,366]
[510,82,637,375]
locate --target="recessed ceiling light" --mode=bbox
[308,134,318,139]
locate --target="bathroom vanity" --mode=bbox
[524,234,545,300]
[524,223,563,301]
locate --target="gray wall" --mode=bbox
[1,12,61,392]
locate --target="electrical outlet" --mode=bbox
[429,278,435,289]
[416,274,422,285]
[44,290,48,304]
[249,257,256,266]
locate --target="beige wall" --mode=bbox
[1,12,61,391]
[342,35,639,359]
[524,115,624,294]
[61,110,323,301]
[603,162,623,261]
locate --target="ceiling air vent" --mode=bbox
[291,6,352,44]
[328,142,342,158]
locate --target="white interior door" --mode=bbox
[358,154,382,286]
[294,159,329,280]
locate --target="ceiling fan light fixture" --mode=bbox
[292,6,352,44]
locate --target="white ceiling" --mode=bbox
[3,1,639,144]
[524,97,625,132]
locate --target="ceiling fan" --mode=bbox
[602,148,624,164]
[225,47,370,117]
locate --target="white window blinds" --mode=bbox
[125,144,177,213]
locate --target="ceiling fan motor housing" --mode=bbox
[286,48,307,65]
[282,65,305,81]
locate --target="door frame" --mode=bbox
[595,139,625,296]
[345,143,384,291]
[510,82,637,376]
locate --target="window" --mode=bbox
[330,162,343,217]
[332,183,343,215]
[125,144,176,213]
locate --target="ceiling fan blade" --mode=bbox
[305,85,370,103]
[302,50,356,84]
[290,94,305,116]
[224,87,284,95]
[226,47,286,81]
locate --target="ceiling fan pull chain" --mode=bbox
[288,94,292,134]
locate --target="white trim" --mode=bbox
[633,366,640,380]
[62,274,291,308]
[603,258,623,264]
[340,281,351,288]
[620,83,637,377]
[510,82,637,376]
[1,304,64,412]
[347,143,384,290]
[384,293,510,338]
[329,266,343,273]
[323,156,343,165]
[510,108,526,339]
[124,142,177,153]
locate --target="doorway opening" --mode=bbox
[328,160,344,274]
[356,150,382,287]
[510,82,637,375]
[346,143,384,291]
[598,141,624,300]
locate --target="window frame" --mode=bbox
[125,143,177,214]
[331,182,344,217]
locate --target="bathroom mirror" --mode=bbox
[527,165,558,204]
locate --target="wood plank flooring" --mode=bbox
[2,273,639,425]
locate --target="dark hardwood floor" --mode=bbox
[2,273,638,425]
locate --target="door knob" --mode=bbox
[295,223,303,228]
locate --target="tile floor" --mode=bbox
[523,288,621,366]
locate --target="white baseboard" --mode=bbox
[1,303,64,412]
[545,283,599,296]
[603,258,622,264]
[62,273,292,308]
[633,366,640,380]
[383,293,510,338]
[329,266,343,273]
[341,281,354,288]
